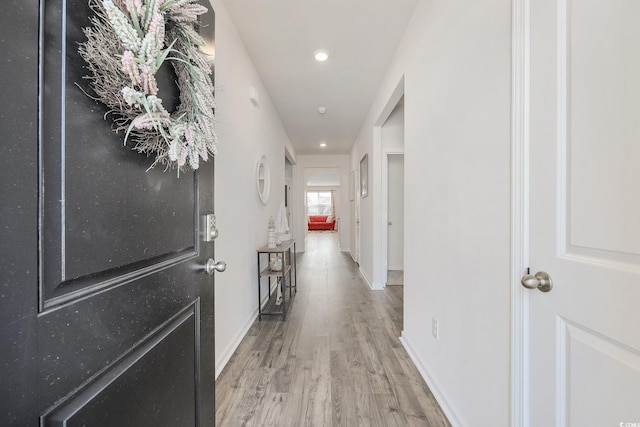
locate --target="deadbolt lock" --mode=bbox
[201,213,219,242]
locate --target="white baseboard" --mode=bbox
[358,266,384,290]
[358,265,371,287]
[387,265,403,271]
[215,310,258,379]
[371,281,384,290]
[400,333,464,427]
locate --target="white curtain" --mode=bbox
[330,190,335,217]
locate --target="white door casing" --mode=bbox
[355,168,361,264]
[527,0,640,425]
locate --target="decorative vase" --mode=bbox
[269,254,283,271]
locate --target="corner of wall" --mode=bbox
[215,309,258,379]
[400,333,464,427]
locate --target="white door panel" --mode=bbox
[387,154,404,271]
[529,0,640,425]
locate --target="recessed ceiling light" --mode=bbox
[318,106,326,114]
[314,50,329,62]
[320,143,327,148]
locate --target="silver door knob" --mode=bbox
[204,258,226,275]
[521,271,553,292]
[388,221,392,226]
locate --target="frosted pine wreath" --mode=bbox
[79,0,217,171]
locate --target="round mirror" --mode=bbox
[256,155,270,204]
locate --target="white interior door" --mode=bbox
[528,1,640,425]
[387,154,404,272]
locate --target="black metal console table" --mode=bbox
[256,239,297,320]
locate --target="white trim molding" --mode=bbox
[511,0,531,426]
[215,310,258,379]
[374,77,405,291]
[359,265,383,290]
[400,334,463,427]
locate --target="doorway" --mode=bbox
[304,168,341,246]
[285,156,294,240]
[351,169,360,265]
[385,154,404,286]
[380,96,405,287]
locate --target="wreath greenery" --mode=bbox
[79,0,217,171]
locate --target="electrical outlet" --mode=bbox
[432,318,439,341]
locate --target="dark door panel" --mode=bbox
[37,270,201,410]
[42,303,199,427]
[1,0,216,425]
[40,0,198,307]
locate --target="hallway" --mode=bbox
[215,233,450,426]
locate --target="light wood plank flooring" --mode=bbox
[387,270,404,286]
[215,233,450,426]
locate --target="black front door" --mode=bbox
[0,1,216,425]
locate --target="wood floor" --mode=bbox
[215,233,451,426]
[387,270,404,286]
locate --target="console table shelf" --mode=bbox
[256,239,297,320]
[259,264,292,278]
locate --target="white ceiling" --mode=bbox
[222,0,418,155]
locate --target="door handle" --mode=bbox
[204,258,226,275]
[521,271,553,292]
[388,221,392,226]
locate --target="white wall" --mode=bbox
[381,99,405,152]
[350,1,511,426]
[211,0,295,377]
[292,155,350,253]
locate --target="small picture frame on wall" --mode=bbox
[360,154,368,198]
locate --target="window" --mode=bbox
[307,191,333,215]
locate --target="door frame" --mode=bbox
[355,168,361,264]
[511,0,530,425]
[372,76,404,290]
[382,151,404,287]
